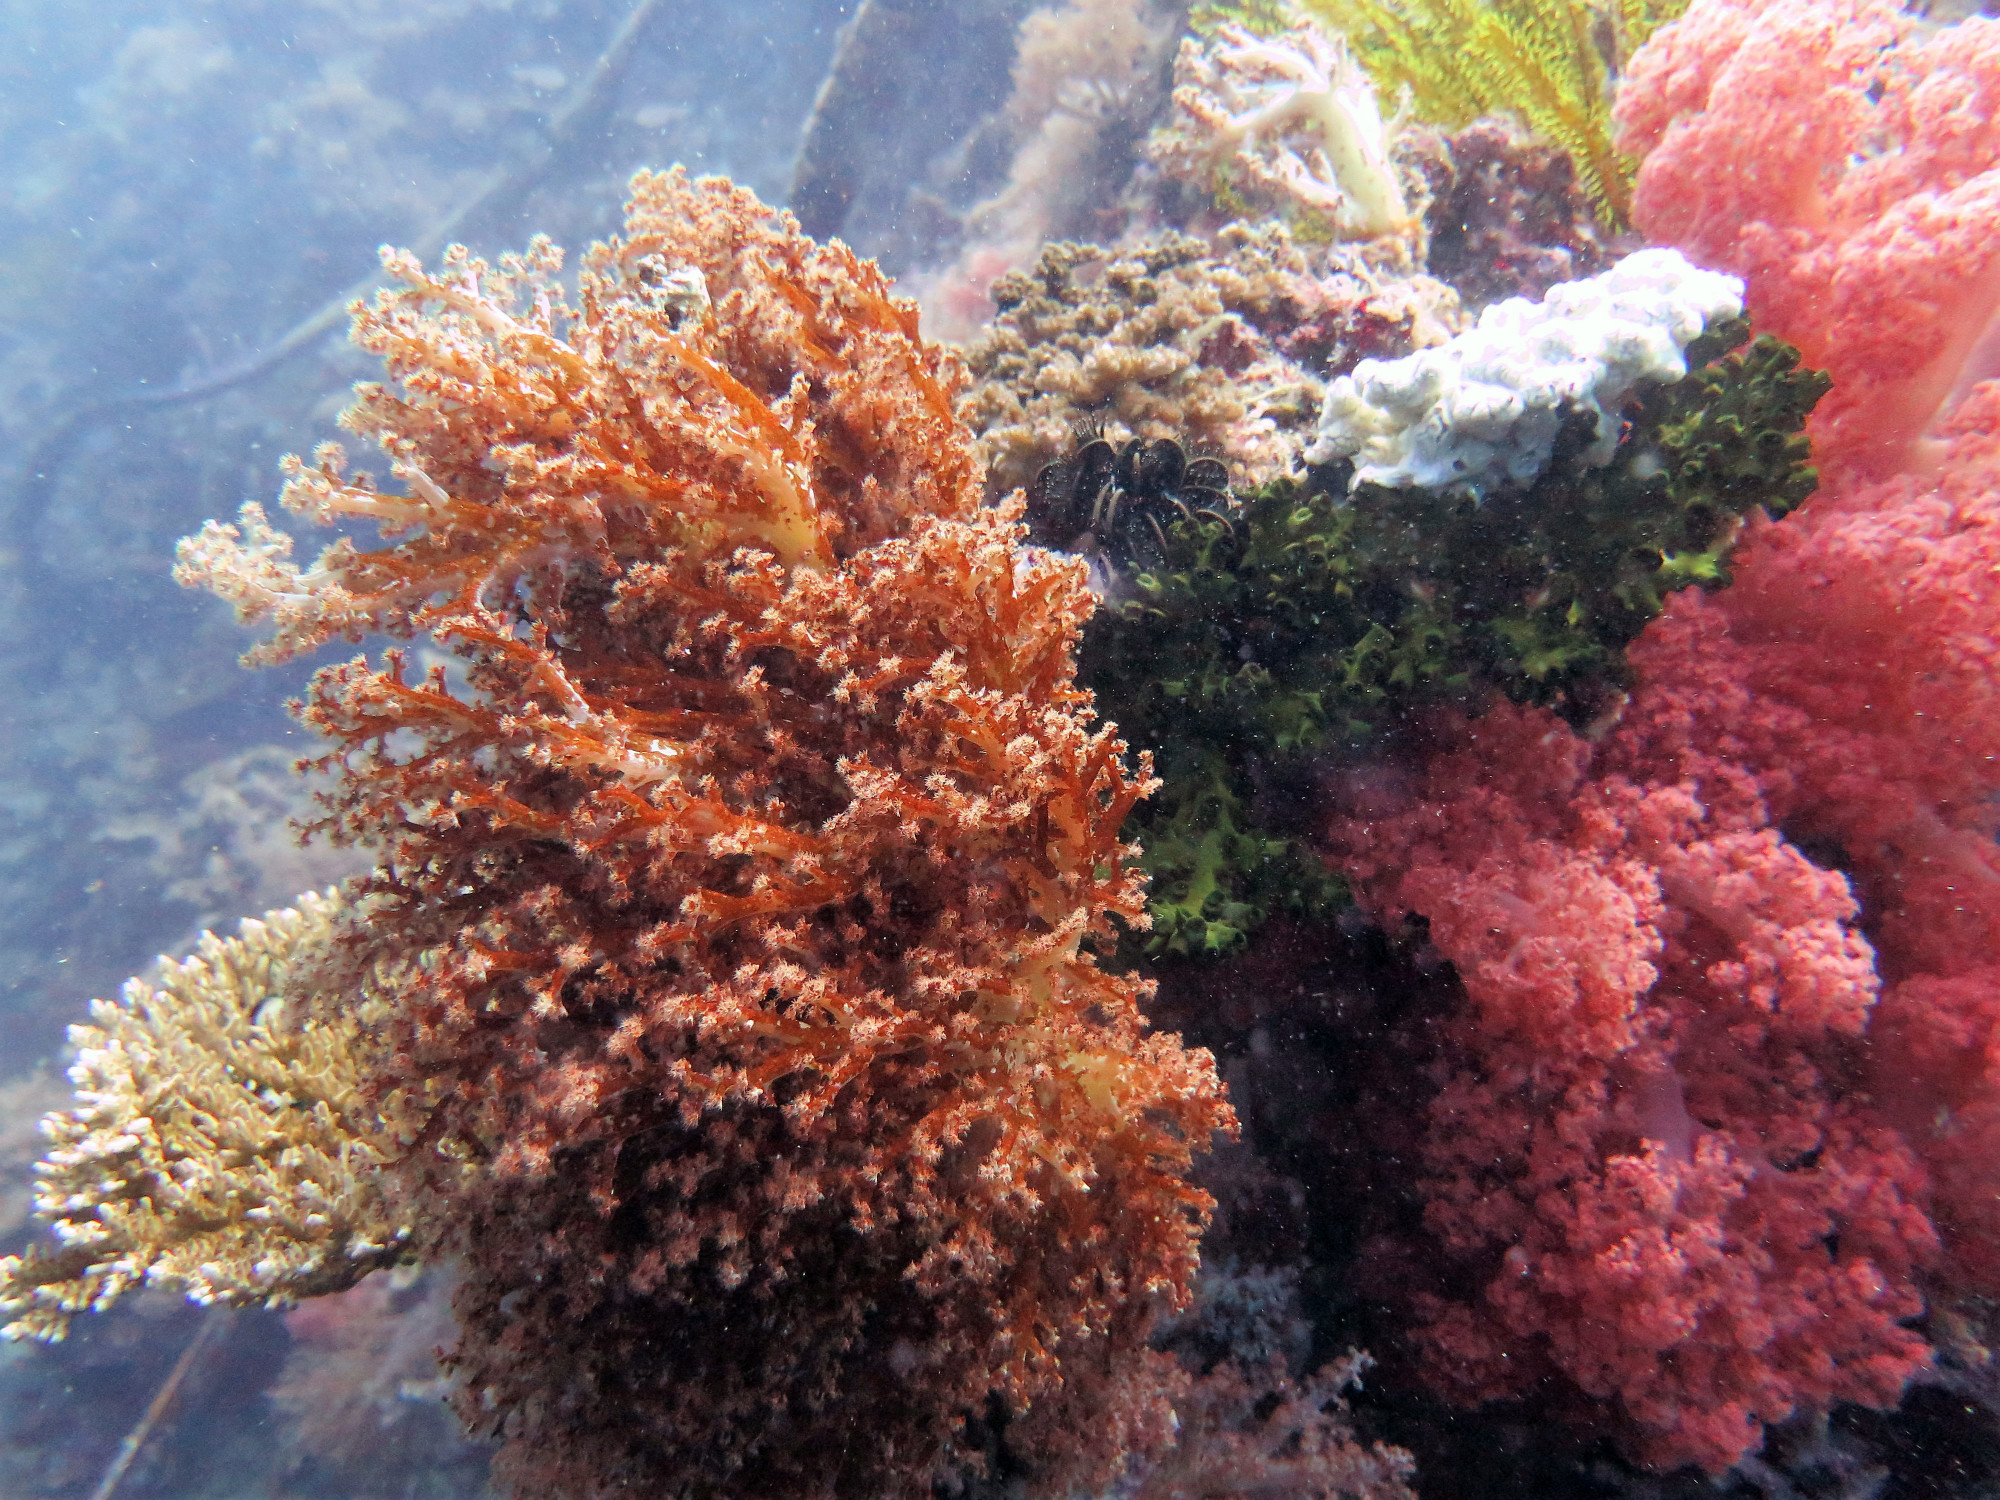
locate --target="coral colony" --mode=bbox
[7,0,2000,1495]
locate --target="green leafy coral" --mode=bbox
[1198,0,1689,225]
[1087,321,1828,957]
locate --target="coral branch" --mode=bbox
[0,892,414,1342]
[1154,18,1417,241]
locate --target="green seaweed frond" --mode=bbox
[1132,757,1350,958]
[1203,0,1690,226]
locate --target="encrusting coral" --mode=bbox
[1307,248,1745,489]
[960,222,1461,500]
[160,169,1233,1500]
[0,890,415,1342]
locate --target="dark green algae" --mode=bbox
[1077,317,1833,959]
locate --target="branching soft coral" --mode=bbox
[1615,0,2000,1301]
[1153,17,1416,241]
[1618,568,2000,1302]
[1328,700,1938,1474]
[168,169,1234,1500]
[1615,0,2000,480]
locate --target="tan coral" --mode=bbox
[960,221,1460,497]
[0,889,418,1341]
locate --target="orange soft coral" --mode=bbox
[177,169,1232,1500]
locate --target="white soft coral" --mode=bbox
[1153,18,1413,240]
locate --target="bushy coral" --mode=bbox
[0,890,415,1342]
[165,169,1233,1500]
[1615,0,2000,480]
[1327,698,1939,1475]
[1617,0,2000,1304]
[1151,17,1416,241]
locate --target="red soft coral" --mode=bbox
[1331,701,1937,1474]
[1612,0,2000,1364]
[1622,572,2000,1297]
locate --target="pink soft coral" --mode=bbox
[1332,702,1936,1473]
[1622,572,2000,1298]
[1616,1,2000,1289]
[1615,0,2000,480]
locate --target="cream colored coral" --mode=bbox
[1307,248,1745,490]
[0,890,417,1341]
[1153,17,1416,241]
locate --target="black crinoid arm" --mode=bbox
[1027,434,1232,578]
